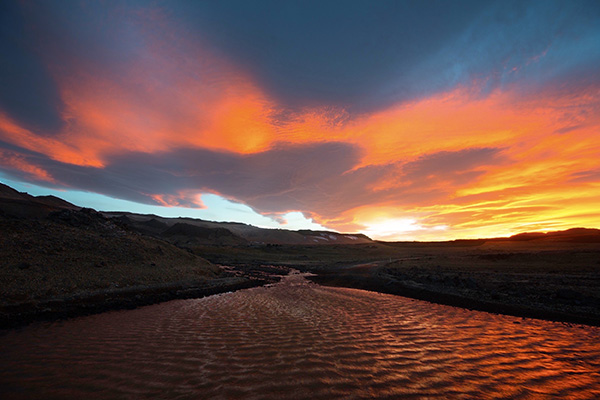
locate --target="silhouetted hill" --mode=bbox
[141,218,169,230]
[0,182,257,327]
[34,195,78,209]
[2,182,598,245]
[505,228,600,243]
[383,228,600,246]
[103,212,374,246]
[0,183,24,200]
[0,182,372,246]
[162,222,248,246]
[0,183,78,218]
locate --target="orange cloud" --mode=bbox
[300,85,600,239]
[1,7,599,241]
[149,191,205,209]
[0,149,55,183]
[54,54,277,166]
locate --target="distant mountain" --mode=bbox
[506,228,600,243]
[3,182,597,245]
[34,195,78,209]
[385,228,600,245]
[0,183,24,200]
[103,211,373,246]
[0,183,79,218]
[0,182,372,246]
[162,222,248,246]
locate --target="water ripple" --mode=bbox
[1,273,599,399]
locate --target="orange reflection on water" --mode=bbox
[2,275,598,399]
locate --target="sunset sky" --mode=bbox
[1,0,599,240]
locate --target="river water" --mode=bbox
[1,273,599,399]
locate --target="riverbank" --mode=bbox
[185,238,600,327]
[307,257,600,327]
[1,262,294,329]
[0,275,270,329]
[0,208,283,329]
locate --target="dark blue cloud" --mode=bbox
[403,0,600,99]
[0,1,63,134]
[169,0,488,113]
[0,0,151,134]
[169,0,600,113]
[402,148,506,186]
[9,1,154,79]
[0,141,506,218]
[0,0,162,135]
[0,141,365,214]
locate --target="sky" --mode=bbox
[1,0,599,241]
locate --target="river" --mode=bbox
[1,273,599,399]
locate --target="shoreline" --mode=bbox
[307,271,600,327]
[2,265,598,330]
[0,276,269,330]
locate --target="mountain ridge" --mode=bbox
[1,182,598,244]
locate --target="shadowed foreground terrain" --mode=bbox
[0,184,269,328]
[304,239,600,326]
[1,182,599,327]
